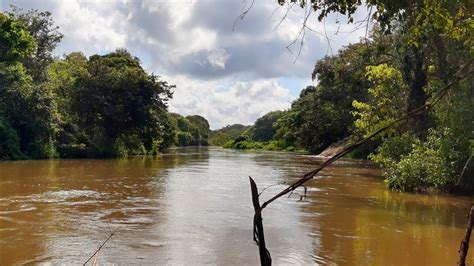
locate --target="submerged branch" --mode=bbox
[249,177,272,266]
[458,205,474,266]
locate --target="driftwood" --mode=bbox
[249,59,472,265]
[458,205,474,266]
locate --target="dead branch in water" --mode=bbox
[249,59,472,265]
[458,205,474,266]
[83,227,118,265]
[249,177,272,266]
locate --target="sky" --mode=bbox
[1,0,369,129]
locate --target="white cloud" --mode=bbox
[207,48,230,69]
[166,76,292,129]
[2,0,368,128]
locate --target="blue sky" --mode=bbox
[2,0,368,129]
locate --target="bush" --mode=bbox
[27,140,58,159]
[373,129,469,192]
[113,134,146,157]
[0,118,23,160]
[57,143,95,158]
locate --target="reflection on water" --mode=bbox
[0,147,472,265]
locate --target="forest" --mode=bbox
[1,1,473,193]
[1,1,474,265]
[211,0,474,193]
[0,8,210,160]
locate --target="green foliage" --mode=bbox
[352,64,407,138]
[271,42,383,153]
[185,115,211,145]
[209,124,250,146]
[113,134,147,158]
[57,143,94,158]
[223,137,292,152]
[373,128,468,191]
[250,111,284,141]
[47,52,88,122]
[0,12,35,63]
[70,49,175,157]
[170,113,211,146]
[0,12,207,159]
[0,117,23,160]
[9,7,63,82]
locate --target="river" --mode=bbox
[0,147,473,265]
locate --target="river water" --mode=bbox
[0,147,473,265]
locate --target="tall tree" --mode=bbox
[72,49,174,155]
[9,7,63,82]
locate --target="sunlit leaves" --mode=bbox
[352,64,407,138]
[0,12,35,63]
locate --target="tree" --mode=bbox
[9,7,63,82]
[209,124,251,146]
[250,111,285,142]
[274,41,385,153]
[0,12,35,63]
[1,12,58,159]
[186,115,211,145]
[169,113,211,146]
[72,49,175,156]
[47,52,88,122]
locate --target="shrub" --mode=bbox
[0,118,23,160]
[113,134,146,157]
[374,129,469,192]
[57,143,95,158]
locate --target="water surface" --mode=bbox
[0,147,472,265]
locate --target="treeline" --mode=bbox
[0,9,209,160]
[215,0,474,192]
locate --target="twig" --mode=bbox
[83,227,118,265]
[286,6,313,62]
[232,0,255,31]
[456,155,473,186]
[365,6,373,42]
[323,17,333,55]
[258,183,283,196]
[273,2,295,31]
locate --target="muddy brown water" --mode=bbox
[0,147,473,265]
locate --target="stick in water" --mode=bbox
[83,227,118,265]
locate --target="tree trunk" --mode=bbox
[402,46,428,133]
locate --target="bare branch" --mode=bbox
[258,183,283,196]
[323,17,334,55]
[273,2,296,31]
[456,155,473,186]
[232,0,255,32]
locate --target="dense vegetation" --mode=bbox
[208,124,251,146]
[2,1,473,193]
[217,0,473,192]
[0,9,209,159]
